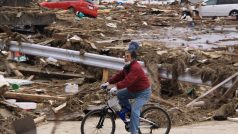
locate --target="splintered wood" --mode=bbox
[187,72,238,107]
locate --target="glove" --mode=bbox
[100,82,109,90]
[109,87,117,94]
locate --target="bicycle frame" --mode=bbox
[96,105,115,129]
[95,100,159,132]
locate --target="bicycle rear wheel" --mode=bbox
[139,106,171,134]
[81,109,116,134]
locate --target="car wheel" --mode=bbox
[229,10,238,17]
[68,7,75,13]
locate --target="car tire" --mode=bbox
[229,10,238,17]
[68,7,75,13]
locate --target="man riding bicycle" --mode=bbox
[101,41,152,134]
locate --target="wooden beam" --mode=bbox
[34,115,46,124]
[102,69,109,82]
[17,66,88,79]
[53,102,67,113]
[187,72,238,107]
[3,92,66,102]
[0,100,18,108]
[6,63,24,78]
[27,75,35,81]
[221,79,238,100]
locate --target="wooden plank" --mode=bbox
[84,40,97,50]
[34,115,46,124]
[102,69,109,82]
[222,52,238,56]
[53,102,67,113]
[221,79,238,100]
[6,63,24,78]
[3,92,66,102]
[17,66,87,79]
[106,47,126,50]
[27,75,35,81]
[0,100,18,108]
[186,72,238,107]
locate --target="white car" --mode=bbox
[197,0,238,17]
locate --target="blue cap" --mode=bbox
[128,41,139,52]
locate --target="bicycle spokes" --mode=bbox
[140,117,159,129]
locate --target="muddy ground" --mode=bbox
[0,1,238,134]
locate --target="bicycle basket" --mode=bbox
[108,97,121,111]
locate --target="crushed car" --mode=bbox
[39,0,98,18]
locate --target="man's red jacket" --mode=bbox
[108,61,150,92]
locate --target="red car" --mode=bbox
[39,0,98,18]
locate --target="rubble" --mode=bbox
[0,0,33,7]
[0,10,56,25]
[0,0,238,133]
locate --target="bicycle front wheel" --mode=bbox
[139,106,171,134]
[81,109,116,134]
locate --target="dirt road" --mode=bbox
[37,120,238,134]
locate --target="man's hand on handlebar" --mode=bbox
[100,82,109,90]
[109,87,117,94]
[100,82,118,94]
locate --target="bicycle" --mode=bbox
[81,87,171,134]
